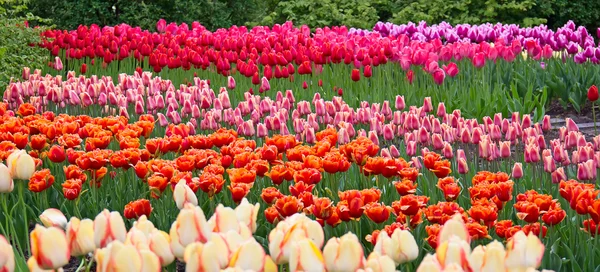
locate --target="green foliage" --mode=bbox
[0,1,49,90]
[27,0,266,31]
[258,0,379,29]
[390,0,548,26]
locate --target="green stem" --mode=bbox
[18,181,31,255]
[75,258,86,272]
[593,104,597,135]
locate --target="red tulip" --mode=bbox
[351,69,360,82]
[432,68,445,85]
[443,62,459,77]
[363,65,372,78]
[406,70,414,84]
[588,85,599,102]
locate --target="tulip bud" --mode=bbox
[230,239,277,272]
[0,235,14,272]
[39,208,67,229]
[173,179,198,209]
[505,231,545,270]
[436,236,471,269]
[416,254,442,272]
[269,214,324,264]
[30,225,70,269]
[395,95,405,110]
[235,198,260,233]
[228,76,236,90]
[170,204,212,259]
[551,167,567,184]
[373,228,419,265]
[512,163,523,179]
[94,209,127,248]
[6,149,35,180]
[66,217,95,257]
[147,230,175,267]
[362,252,396,272]
[438,213,470,244]
[184,237,230,271]
[95,240,160,272]
[457,158,469,174]
[323,233,365,271]
[289,239,326,272]
[0,163,14,193]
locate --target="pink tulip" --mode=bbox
[551,167,567,184]
[383,124,394,141]
[432,134,444,150]
[389,145,400,158]
[432,68,445,85]
[157,113,169,127]
[260,77,270,92]
[559,119,576,135]
[543,156,556,173]
[436,102,446,117]
[512,163,523,179]
[395,95,405,110]
[442,143,453,159]
[54,57,63,70]
[227,76,236,89]
[500,141,511,158]
[458,158,469,174]
[423,97,433,113]
[338,128,350,145]
[305,127,316,144]
[542,115,551,131]
[521,114,531,128]
[406,141,416,156]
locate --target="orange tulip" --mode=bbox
[245,159,270,177]
[437,177,461,202]
[264,206,282,224]
[228,182,252,203]
[274,195,303,218]
[394,179,417,196]
[361,188,382,204]
[29,169,55,192]
[198,171,225,197]
[266,135,298,152]
[322,151,351,174]
[261,187,283,205]
[308,197,334,220]
[393,195,429,216]
[289,181,315,197]
[227,168,256,184]
[365,203,392,224]
[30,134,48,150]
[430,160,451,178]
[124,199,153,220]
[292,168,322,185]
[514,201,540,223]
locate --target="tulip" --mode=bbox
[323,233,365,271]
[30,225,70,269]
[351,69,360,82]
[457,158,469,174]
[95,240,160,272]
[512,163,523,179]
[235,198,260,233]
[363,252,396,272]
[94,209,127,248]
[373,228,419,265]
[289,239,326,272]
[438,213,470,244]
[432,68,445,85]
[148,230,175,267]
[395,95,405,110]
[551,167,567,184]
[505,231,545,271]
[47,145,66,163]
[423,97,433,113]
[0,235,14,272]
[170,203,212,259]
[0,163,14,193]
[6,149,36,180]
[588,85,599,102]
[269,214,324,264]
[436,235,471,270]
[228,76,236,89]
[173,179,198,209]
[229,239,277,272]
[416,254,442,272]
[65,217,95,257]
[39,208,67,229]
[184,238,229,271]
